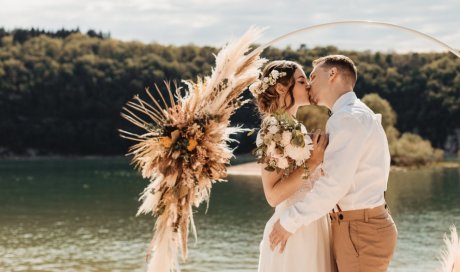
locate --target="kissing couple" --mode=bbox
[252,55,398,272]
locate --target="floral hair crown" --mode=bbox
[249,69,287,97]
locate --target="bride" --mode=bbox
[252,60,336,272]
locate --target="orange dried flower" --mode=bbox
[187,139,198,151]
[159,137,172,148]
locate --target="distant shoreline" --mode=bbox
[227,161,460,177]
[0,155,129,161]
[1,155,457,172]
[0,153,256,165]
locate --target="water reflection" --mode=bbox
[387,168,460,271]
[0,159,459,271]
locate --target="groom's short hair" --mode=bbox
[312,55,358,87]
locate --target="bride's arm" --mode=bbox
[261,166,304,207]
[261,131,328,207]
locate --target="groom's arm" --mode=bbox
[279,112,368,233]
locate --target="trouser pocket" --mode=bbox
[332,221,360,272]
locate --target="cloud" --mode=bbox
[0,0,458,52]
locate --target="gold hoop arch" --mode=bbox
[248,20,460,59]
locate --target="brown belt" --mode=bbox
[329,204,388,222]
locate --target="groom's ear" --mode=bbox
[328,67,338,81]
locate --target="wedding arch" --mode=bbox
[248,20,460,59]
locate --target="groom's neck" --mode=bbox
[326,88,353,110]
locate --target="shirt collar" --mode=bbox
[331,91,357,114]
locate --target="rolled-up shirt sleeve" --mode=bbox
[280,112,369,233]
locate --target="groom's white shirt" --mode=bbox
[280,91,391,233]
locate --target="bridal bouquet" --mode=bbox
[253,110,313,179]
[119,27,266,272]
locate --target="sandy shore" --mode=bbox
[228,161,261,176]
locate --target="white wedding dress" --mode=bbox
[258,166,336,272]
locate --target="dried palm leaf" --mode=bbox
[119,27,266,272]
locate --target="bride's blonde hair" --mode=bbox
[254,60,302,114]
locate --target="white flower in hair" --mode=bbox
[249,69,287,97]
[249,81,262,94]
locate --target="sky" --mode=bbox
[1,0,459,53]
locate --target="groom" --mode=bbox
[269,55,397,271]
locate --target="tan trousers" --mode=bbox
[330,204,398,272]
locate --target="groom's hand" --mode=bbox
[269,219,292,253]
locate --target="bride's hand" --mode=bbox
[307,129,329,170]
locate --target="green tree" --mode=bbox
[0,28,458,160]
[362,93,444,165]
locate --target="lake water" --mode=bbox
[0,158,459,271]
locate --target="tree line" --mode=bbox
[0,28,459,165]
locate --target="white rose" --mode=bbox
[301,144,313,160]
[302,144,313,159]
[281,131,292,146]
[268,125,279,134]
[271,70,279,78]
[285,143,312,162]
[284,144,303,161]
[276,157,289,169]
